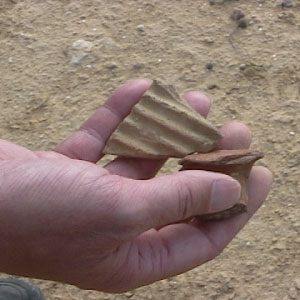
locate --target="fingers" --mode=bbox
[159,167,272,275]
[123,170,242,232]
[181,91,211,118]
[194,167,273,249]
[216,122,252,150]
[128,167,272,288]
[55,79,152,162]
[105,92,212,179]
[0,140,37,160]
[104,157,166,180]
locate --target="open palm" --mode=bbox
[0,79,272,292]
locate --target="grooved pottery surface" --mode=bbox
[104,80,222,158]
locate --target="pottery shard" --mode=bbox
[104,80,222,158]
[179,149,263,221]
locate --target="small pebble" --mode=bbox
[278,0,295,8]
[203,37,215,45]
[240,64,247,70]
[206,62,214,70]
[231,10,245,21]
[71,40,93,65]
[71,53,88,65]
[208,84,217,89]
[238,18,249,29]
[137,24,145,32]
[288,289,297,299]
[106,63,118,70]
[295,279,300,290]
[133,62,145,70]
[72,39,93,52]
[125,292,134,298]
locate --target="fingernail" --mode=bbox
[211,178,241,213]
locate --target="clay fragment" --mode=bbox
[103,80,222,159]
[179,149,263,221]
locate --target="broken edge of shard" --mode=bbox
[179,149,264,221]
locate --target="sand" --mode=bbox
[0,0,299,299]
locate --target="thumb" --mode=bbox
[129,171,241,230]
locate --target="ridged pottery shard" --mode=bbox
[179,149,263,221]
[104,80,222,158]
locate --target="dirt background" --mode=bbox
[0,0,299,299]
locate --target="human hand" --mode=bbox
[0,79,272,292]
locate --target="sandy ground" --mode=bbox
[0,0,299,299]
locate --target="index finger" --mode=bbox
[55,79,152,162]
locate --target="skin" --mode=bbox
[0,79,272,293]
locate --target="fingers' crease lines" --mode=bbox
[80,128,106,150]
[102,103,123,123]
[197,227,221,259]
[137,245,144,274]
[159,233,172,265]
